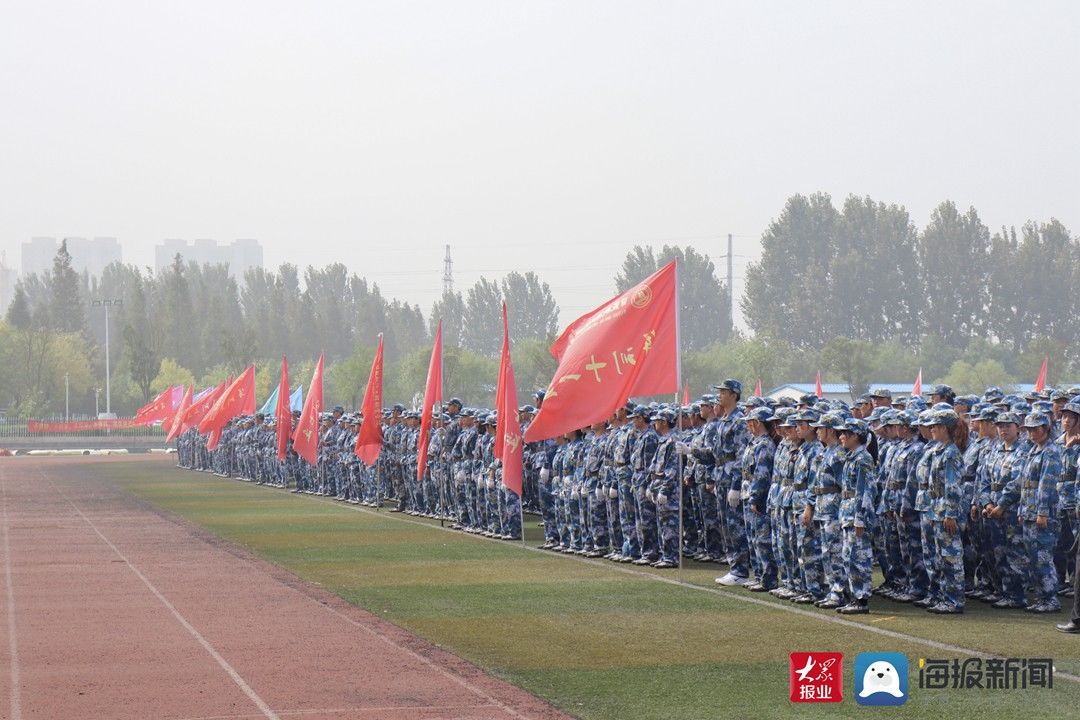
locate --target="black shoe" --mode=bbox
[1056,621,1080,634]
[837,600,869,615]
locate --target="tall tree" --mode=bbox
[461,278,503,358]
[429,289,465,348]
[615,245,730,351]
[916,201,990,347]
[500,271,559,344]
[50,239,84,334]
[159,254,198,372]
[122,273,160,402]
[742,193,840,348]
[5,285,31,329]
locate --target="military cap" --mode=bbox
[1051,389,1071,402]
[856,394,873,405]
[813,401,831,413]
[798,393,819,406]
[1068,386,1080,396]
[746,406,774,423]
[926,409,958,428]
[713,378,743,396]
[954,395,979,408]
[533,389,546,401]
[930,384,954,398]
[795,408,820,423]
[839,417,869,436]
[867,406,889,423]
[774,407,797,427]
[892,395,908,407]
[1032,400,1054,414]
[333,405,344,413]
[914,410,936,427]
[292,409,302,418]
[653,407,677,425]
[870,387,893,400]
[1023,411,1052,429]
[628,405,652,420]
[995,411,1021,425]
[975,407,998,422]
[1062,401,1080,417]
[447,397,464,407]
[1011,401,1032,415]
[886,410,915,426]
[518,404,537,414]
[700,393,718,404]
[744,396,766,409]
[811,412,843,429]
[983,386,1005,401]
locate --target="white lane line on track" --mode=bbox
[1,467,23,720]
[269,482,1080,684]
[52,481,281,720]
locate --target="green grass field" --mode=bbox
[105,461,1080,719]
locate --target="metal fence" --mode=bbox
[0,415,166,440]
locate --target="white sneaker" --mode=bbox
[716,573,748,586]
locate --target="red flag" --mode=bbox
[415,322,444,481]
[199,365,256,439]
[495,303,524,495]
[912,368,923,397]
[275,355,291,461]
[754,379,762,397]
[181,380,228,435]
[135,386,182,426]
[292,354,324,465]
[525,260,678,442]
[165,385,193,442]
[355,336,385,466]
[1034,357,1049,392]
[682,380,690,406]
[815,371,823,399]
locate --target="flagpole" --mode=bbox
[674,257,684,581]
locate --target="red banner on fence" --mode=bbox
[27,419,143,433]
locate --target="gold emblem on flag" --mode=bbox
[631,283,652,309]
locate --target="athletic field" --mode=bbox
[4,456,1080,719]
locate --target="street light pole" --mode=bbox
[65,373,69,421]
[92,298,122,418]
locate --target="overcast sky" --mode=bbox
[2,1,1077,329]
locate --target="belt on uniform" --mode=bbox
[814,487,840,496]
[717,454,736,462]
[841,491,856,499]
[615,462,628,466]
[991,483,1003,491]
[793,483,807,491]
[887,481,903,490]
[781,480,794,487]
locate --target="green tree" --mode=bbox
[5,285,31,329]
[939,359,1015,395]
[429,289,465,347]
[151,358,196,395]
[461,278,503,358]
[501,272,559,345]
[122,274,160,402]
[159,254,198,372]
[916,201,990,347]
[50,239,85,334]
[742,193,840,348]
[820,336,878,399]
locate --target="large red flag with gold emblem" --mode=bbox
[292,354,324,465]
[524,260,679,442]
[275,355,291,461]
[494,303,523,495]
[354,336,384,466]
[198,365,256,441]
[165,385,193,442]
[415,322,443,481]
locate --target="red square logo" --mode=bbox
[790,652,843,703]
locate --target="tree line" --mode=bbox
[0,240,730,417]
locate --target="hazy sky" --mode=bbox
[2,1,1077,329]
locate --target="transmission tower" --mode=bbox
[443,244,454,295]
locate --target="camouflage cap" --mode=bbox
[995,411,1022,425]
[1023,411,1052,429]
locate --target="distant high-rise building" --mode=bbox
[154,238,264,280]
[0,252,17,312]
[20,236,122,278]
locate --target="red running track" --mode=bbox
[0,457,571,720]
